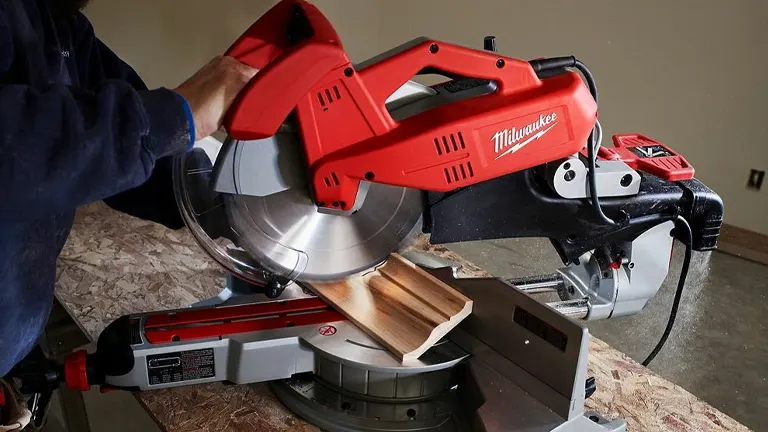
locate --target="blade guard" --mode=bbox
[224,0,598,211]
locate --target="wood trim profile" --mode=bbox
[309,253,473,361]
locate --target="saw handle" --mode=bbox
[224,0,346,139]
[359,39,542,117]
[225,0,341,69]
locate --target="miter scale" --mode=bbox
[12,1,724,431]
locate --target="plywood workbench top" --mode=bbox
[55,202,750,432]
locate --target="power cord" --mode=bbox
[529,57,694,365]
[529,57,617,226]
[641,215,693,366]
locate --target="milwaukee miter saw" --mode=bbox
[13,1,723,431]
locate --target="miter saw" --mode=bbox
[12,1,724,431]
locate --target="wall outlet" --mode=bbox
[747,169,765,190]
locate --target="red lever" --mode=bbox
[64,350,90,391]
[609,134,695,181]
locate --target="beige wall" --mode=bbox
[84,0,383,88]
[86,0,768,234]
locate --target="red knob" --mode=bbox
[64,350,90,391]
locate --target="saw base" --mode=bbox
[271,375,463,432]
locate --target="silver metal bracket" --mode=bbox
[548,156,641,199]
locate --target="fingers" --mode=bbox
[222,56,259,83]
[172,56,260,141]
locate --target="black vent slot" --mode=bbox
[324,173,340,187]
[444,162,474,185]
[317,85,342,112]
[433,132,465,156]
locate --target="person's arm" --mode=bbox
[0,10,255,223]
[0,10,191,222]
[74,20,189,229]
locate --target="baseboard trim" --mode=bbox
[716,223,768,266]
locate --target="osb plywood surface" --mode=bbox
[54,202,750,432]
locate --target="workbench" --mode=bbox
[55,202,750,432]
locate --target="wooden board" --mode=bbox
[310,253,473,361]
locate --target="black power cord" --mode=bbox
[641,215,693,366]
[530,57,694,365]
[529,57,617,226]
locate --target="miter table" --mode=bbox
[53,202,748,432]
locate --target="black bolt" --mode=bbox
[316,201,326,207]
[563,162,571,170]
[603,272,610,278]
[629,262,635,269]
[332,201,340,207]
[564,170,576,181]
[566,234,576,243]
[429,43,439,53]
[406,408,417,418]
[365,171,375,181]
[344,67,354,77]
[172,335,180,342]
[341,402,352,411]
[496,59,505,68]
[286,321,295,327]
[620,174,633,187]
[266,280,284,299]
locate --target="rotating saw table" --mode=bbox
[51,202,751,432]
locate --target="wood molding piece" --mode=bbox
[716,223,768,266]
[309,253,473,361]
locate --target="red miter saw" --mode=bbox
[13,1,724,431]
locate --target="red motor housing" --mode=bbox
[224,0,597,211]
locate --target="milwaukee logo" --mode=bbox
[492,113,558,160]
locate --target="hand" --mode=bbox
[174,56,258,140]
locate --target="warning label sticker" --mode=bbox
[147,348,215,386]
[318,325,337,336]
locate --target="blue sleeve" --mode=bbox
[71,19,195,229]
[0,10,194,223]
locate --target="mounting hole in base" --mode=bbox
[589,415,600,423]
[341,402,352,411]
[406,408,417,419]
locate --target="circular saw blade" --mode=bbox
[224,179,423,281]
[219,81,438,282]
